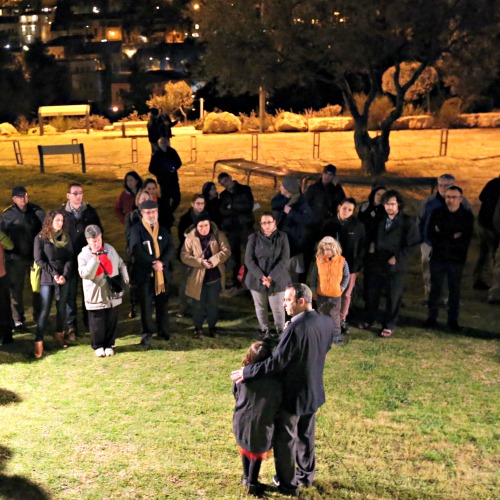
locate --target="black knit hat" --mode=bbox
[139,200,159,210]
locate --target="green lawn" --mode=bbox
[0,130,499,498]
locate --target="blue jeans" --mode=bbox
[192,280,221,329]
[36,284,69,341]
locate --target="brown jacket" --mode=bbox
[180,223,231,300]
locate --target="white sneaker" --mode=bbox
[95,347,105,357]
[104,347,114,357]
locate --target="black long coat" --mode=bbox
[233,377,282,453]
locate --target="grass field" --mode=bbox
[0,128,499,499]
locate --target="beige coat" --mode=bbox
[181,223,231,300]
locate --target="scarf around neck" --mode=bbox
[142,219,165,295]
[50,230,69,248]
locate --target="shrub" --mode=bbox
[438,98,462,127]
[14,116,33,135]
[304,104,342,118]
[352,94,394,129]
[239,111,275,131]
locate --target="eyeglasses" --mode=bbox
[69,191,84,196]
[445,195,461,199]
[260,221,275,225]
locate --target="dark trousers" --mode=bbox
[6,257,41,324]
[273,410,316,493]
[36,283,69,341]
[225,232,249,286]
[88,307,118,349]
[192,280,221,329]
[138,276,169,336]
[365,266,405,329]
[66,274,88,332]
[241,455,262,485]
[317,295,341,335]
[0,275,14,343]
[428,260,464,324]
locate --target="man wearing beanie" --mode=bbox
[0,186,45,331]
[129,200,175,345]
[271,176,317,282]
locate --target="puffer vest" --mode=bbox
[316,255,345,298]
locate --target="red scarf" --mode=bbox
[94,247,113,276]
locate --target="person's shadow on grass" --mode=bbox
[0,389,50,499]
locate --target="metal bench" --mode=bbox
[213,158,437,193]
[37,144,86,173]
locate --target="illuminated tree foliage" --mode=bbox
[198,0,499,174]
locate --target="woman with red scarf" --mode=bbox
[78,225,128,357]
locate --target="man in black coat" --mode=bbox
[231,284,334,496]
[425,186,474,330]
[304,164,346,222]
[0,185,45,330]
[129,200,175,345]
[149,138,182,229]
[218,173,255,288]
[473,175,500,291]
[62,182,102,338]
[363,190,419,337]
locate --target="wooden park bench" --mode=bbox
[213,158,437,193]
[37,144,86,173]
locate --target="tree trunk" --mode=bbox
[259,86,266,133]
[354,127,390,175]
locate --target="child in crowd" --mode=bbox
[232,340,282,497]
[309,236,350,344]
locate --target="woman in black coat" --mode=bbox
[233,340,282,496]
[244,211,291,337]
[33,210,74,357]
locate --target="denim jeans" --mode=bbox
[250,289,286,332]
[36,283,69,341]
[192,279,221,329]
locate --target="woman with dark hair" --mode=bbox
[232,340,282,496]
[245,211,291,338]
[33,210,74,358]
[202,181,222,228]
[358,185,387,241]
[124,189,152,318]
[114,171,143,224]
[143,178,159,202]
[181,212,231,338]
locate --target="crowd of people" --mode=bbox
[0,133,499,495]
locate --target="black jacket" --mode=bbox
[244,229,291,293]
[148,147,182,188]
[62,202,102,256]
[0,202,45,260]
[219,181,255,233]
[129,222,175,282]
[233,377,282,453]
[271,193,318,256]
[320,216,366,273]
[427,205,474,264]
[372,212,419,272]
[304,180,345,221]
[34,233,74,285]
[478,177,500,230]
[243,309,334,415]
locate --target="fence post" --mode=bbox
[71,138,80,164]
[12,140,23,165]
[313,132,320,158]
[439,129,449,156]
[131,137,138,163]
[191,135,197,162]
[251,133,259,161]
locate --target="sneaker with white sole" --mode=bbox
[104,347,115,357]
[95,347,105,357]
